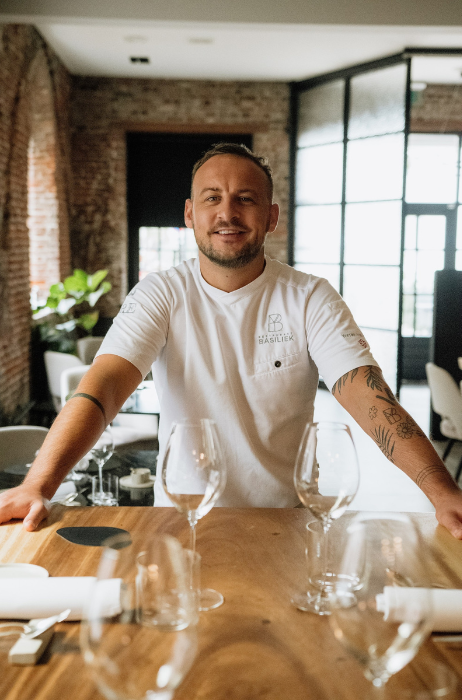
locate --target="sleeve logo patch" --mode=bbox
[120,302,137,314]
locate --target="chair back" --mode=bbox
[0,426,49,470]
[76,336,104,365]
[425,362,462,440]
[60,365,91,407]
[44,351,83,412]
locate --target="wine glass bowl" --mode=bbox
[88,426,115,505]
[329,514,434,690]
[293,421,360,614]
[81,532,197,700]
[161,419,227,611]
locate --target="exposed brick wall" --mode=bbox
[0,25,72,422]
[70,78,290,315]
[411,84,462,132]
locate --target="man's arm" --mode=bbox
[0,354,142,531]
[332,365,462,539]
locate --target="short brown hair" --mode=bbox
[191,142,273,200]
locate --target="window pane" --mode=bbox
[139,226,197,279]
[404,215,417,250]
[415,295,433,337]
[294,205,341,263]
[294,263,340,291]
[457,205,462,250]
[296,144,344,204]
[343,265,400,331]
[348,64,407,139]
[362,328,398,392]
[405,134,459,204]
[456,250,462,271]
[415,250,444,294]
[344,201,402,265]
[460,145,462,203]
[403,250,416,294]
[346,133,405,202]
[401,294,415,337]
[297,81,345,148]
[417,215,446,250]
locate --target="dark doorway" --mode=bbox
[126,132,253,289]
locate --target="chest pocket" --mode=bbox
[253,351,301,377]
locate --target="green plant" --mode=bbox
[32,269,112,353]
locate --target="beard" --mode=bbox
[197,236,265,269]
[194,218,267,269]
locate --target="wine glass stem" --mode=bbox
[98,461,103,500]
[189,521,197,556]
[321,521,331,596]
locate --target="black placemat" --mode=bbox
[56,526,131,547]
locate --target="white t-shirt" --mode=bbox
[96,256,378,507]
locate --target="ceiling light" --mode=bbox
[130,57,150,64]
[188,37,214,45]
[125,35,148,43]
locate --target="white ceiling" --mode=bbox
[1,0,462,82]
[28,22,462,82]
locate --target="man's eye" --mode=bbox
[206,196,219,202]
[239,197,253,202]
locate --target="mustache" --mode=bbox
[208,219,251,234]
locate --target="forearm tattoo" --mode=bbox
[332,365,426,465]
[415,464,454,490]
[371,425,396,463]
[69,392,106,422]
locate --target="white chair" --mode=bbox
[425,362,462,482]
[44,351,84,412]
[60,366,157,447]
[76,336,104,365]
[0,426,49,471]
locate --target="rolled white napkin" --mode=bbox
[50,482,76,503]
[0,577,122,620]
[376,586,462,631]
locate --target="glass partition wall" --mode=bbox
[290,50,462,394]
[291,56,409,392]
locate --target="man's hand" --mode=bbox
[433,490,462,540]
[0,485,51,531]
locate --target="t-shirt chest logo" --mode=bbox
[258,314,295,345]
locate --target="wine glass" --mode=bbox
[81,532,197,700]
[293,421,359,614]
[89,425,115,505]
[329,513,434,693]
[161,419,227,611]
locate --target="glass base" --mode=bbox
[88,494,118,506]
[291,590,331,615]
[199,587,224,612]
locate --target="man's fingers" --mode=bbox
[23,499,50,532]
[438,511,462,540]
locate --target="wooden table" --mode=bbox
[1,506,462,700]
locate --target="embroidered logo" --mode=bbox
[268,314,283,332]
[120,302,136,314]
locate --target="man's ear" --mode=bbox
[184,199,193,229]
[268,202,279,233]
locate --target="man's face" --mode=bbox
[184,155,279,269]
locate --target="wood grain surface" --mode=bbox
[0,506,461,700]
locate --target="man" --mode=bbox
[1,143,462,536]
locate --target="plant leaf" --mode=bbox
[57,297,76,315]
[56,319,77,332]
[88,280,111,307]
[49,282,65,297]
[87,269,108,292]
[76,312,99,331]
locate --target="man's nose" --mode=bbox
[216,196,240,223]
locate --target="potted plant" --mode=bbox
[32,269,112,354]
